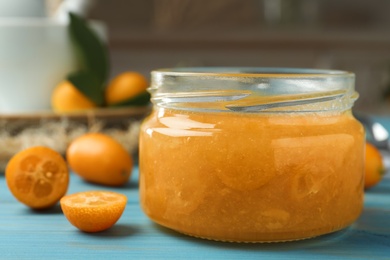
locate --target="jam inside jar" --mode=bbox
[139,68,365,242]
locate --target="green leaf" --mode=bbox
[67,70,105,106]
[108,91,151,108]
[68,12,109,86]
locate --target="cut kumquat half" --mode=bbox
[5,146,69,209]
[60,191,127,232]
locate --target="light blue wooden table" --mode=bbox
[0,166,389,260]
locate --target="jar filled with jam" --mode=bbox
[139,68,365,242]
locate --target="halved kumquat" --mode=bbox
[5,146,69,209]
[60,191,127,232]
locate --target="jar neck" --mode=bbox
[150,68,357,113]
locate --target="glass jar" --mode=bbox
[139,67,365,243]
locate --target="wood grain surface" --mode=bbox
[0,166,389,259]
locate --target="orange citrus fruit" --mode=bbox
[66,133,133,186]
[51,81,96,112]
[5,146,69,209]
[60,191,127,232]
[364,142,385,189]
[105,72,148,105]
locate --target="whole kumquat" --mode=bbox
[364,142,385,189]
[66,133,133,186]
[51,81,96,112]
[5,146,69,209]
[105,71,148,105]
[60,191,127,232]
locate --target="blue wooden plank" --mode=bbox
[0,167,389,259]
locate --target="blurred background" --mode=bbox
[2,0,390,113]
[77,0,390,114]
[1,0,389,182]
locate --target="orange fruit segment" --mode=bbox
[364,142,385,189]
[5,146,69,209]
[105,72,148,105]
[51,81,96,112]
[60,191,127,232]
[66,133,133,186]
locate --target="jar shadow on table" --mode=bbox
[355,208,390,235]
[151,223,352,250]
[366,185,390,195]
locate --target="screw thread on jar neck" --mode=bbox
[150,67,357,113]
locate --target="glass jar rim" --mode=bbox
[152,67,354,79]
[150,67,356,113]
